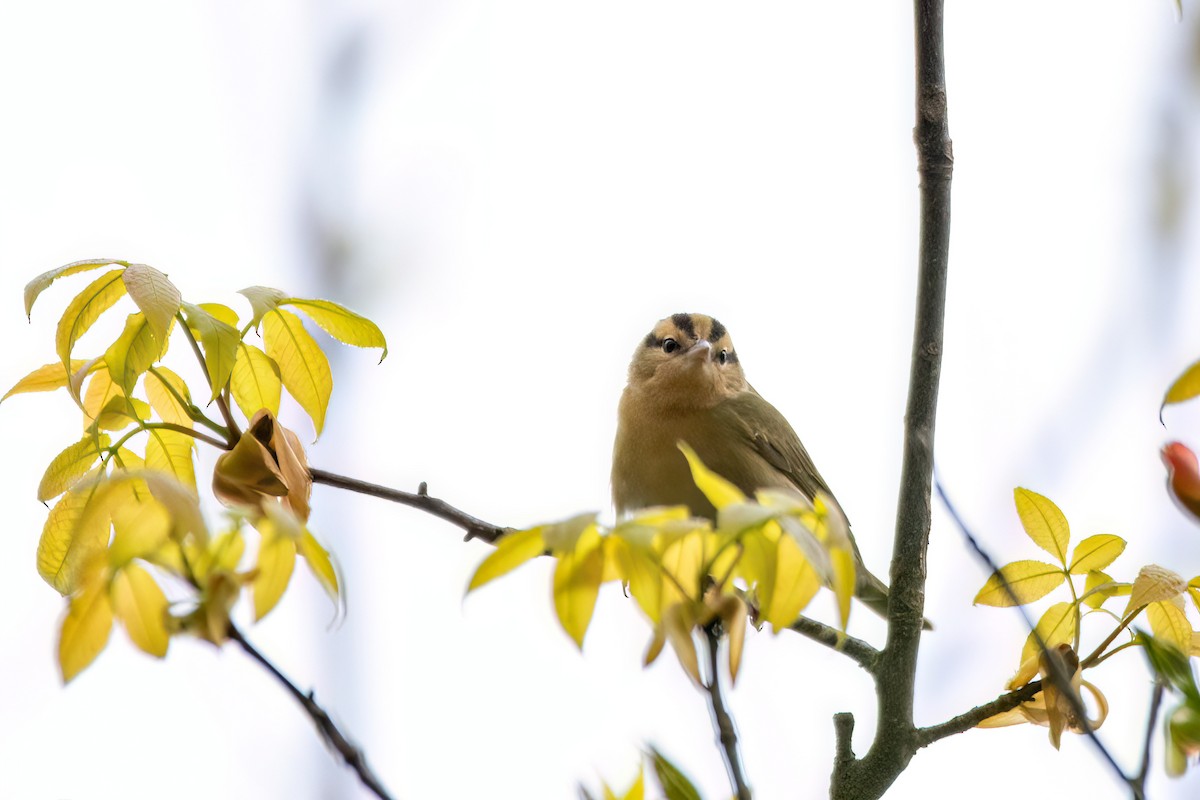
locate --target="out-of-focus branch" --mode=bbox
[788,615,880,673]
[703,625,752,800]
[228,624,395,800]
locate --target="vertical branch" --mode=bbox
[702,625,752,800]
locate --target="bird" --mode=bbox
[611,311,902,625]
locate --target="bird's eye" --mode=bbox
[662,338,679,354]
[718,350,729,365]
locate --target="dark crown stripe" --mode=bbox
[709,318,727,342]
[670,312,696,340]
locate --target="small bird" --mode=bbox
[612,312,896,623]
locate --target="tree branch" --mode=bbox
[703,624,752,800]
[227,624,395,800]
[915,680,1043,747]
[1134,680,1165,796]
[788,615,880,673]
[310,468,510,543]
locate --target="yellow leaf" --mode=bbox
[662,602,702,686]
[55,268,128,368]
[1164,358,1200,409]
[105,312,169,396]
[553,527,605,648]
[467,526,546,592]
[2,359,96,402]
[712,593,748,684]
[643,624,667,667]
[122,264,181,348]
[144,367,192,427]
[58,569,114,683]
[38,433,110,501]
[263,308,332,437]
[285,298,388,359]
[1082,569,1127,610]
[830,546,855,630]
[253,530,297,621]
[239,285,288,328]
[1014,488,1070,565]
[199,302,240,328]
[87,387,149,432]
[1148,600,1193,654]
[678,442,745,511]
[618,766,644,800]
[1189,576,1200,616]
[1126,564,1186,616]
[762,529,819,629]
[610,537,664,623]
[1068,534,1126,575]
[37,473,106,593]
[541,512,598,553]
[145,428,197,492]
[181,302,240,402]
[68,357,103,405]
[660,529,704,608]
[111,562,169,657]
[25,258,126,319]
[108,490,170,568]
[973,560,1065,607]
[297,528,339,606]
[1015,602,1078,686]
[231,342,282,420]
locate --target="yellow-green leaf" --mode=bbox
[82,368,122,427]
[1082,569,1127,610]
[761,528,819,629]
[1069,534,1126,575]
[1012,601,1078,688]
[26,258,126,319]
[2,359,96,402]
[1164,358,1200,409]
[199,302,240,329]
[145,367,192,427]
[105,312,168,396]
[662,602,702,686]
[231,343,282,420]
[660,530,704,608]
[181,302,240,402]
[1014,488,1071,565]
[145,428,197,492]
[615,766,644,800]
[111,562,169,658]
[38,434,110,501]
[108,494,171,569]
[239,286,288,328]
[55,268,127,368]
[37,473,106,593]
[553,528,605,649]
[541,512,598,552]
[467,526,545,592]
[297,529,339,605]
[974,560,1065,607]
[263,308,332,437]
[1148,600,1193,654]
[679,442,745,511]
[1126,564,1187,616]
[285,298,388,360]
[253,531,297,621]
[830,546,855,630]
[610,537,664,623]
[648,747,702,800]
[58,571,114,683]
[1189,576,1200,617]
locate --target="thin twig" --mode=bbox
[227,624,395,800]
[703,624,752,800]
[310,468,510,543]
[176,311,241,440]
[1135,681,1166,794]
[148,421,230,450]
[788,615,880,673]
[915,680,1043,747]
[934,477,1139,798]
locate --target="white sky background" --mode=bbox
[2,1,1200,798]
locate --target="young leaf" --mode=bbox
[647,747,702,800]
[1068,534,1126,575]
[679,442,745,511]
[263,309,332,437]
[1148,600,1192,654]
[181,302,240,402]
[610,536,665,623]
[662,602,702,686]
[1013,601,1079,687]
[108,494,171,569]
[55,268,127,368]
[231,342,282,420]
[25,258,126,319]
[297,528,339,606]
[762,529,820,630]
[38,434,110,501]
[239,286,288,328]
[2,359,95,402]
[1126,564,1186,615]
[145,428,197,492]
[974,560,1065,607]
[37,474,105,593]
[285,298,388,359]
[58,570,115,683]
[1081,569,1126,610]
[541,512,598,552]
[552,528,605,648]
[121,264,181,348]
[712,592,748,684]
[1013,488,1071,566]
[110,562,169,658]
[467,526,546,592]
[105,312,169,396]
[1164,358,1200,409]
[198,302,240,328]
[253,530,297,621]
[144,367,193,427]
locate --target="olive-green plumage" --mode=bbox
[612,312,897,623]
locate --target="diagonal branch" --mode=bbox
[310,467,510,543]
[788,615,880,673]
[227,624,395,800]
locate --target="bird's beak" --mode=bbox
[685,339,713,361]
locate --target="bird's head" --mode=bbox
[626,313,747,410]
